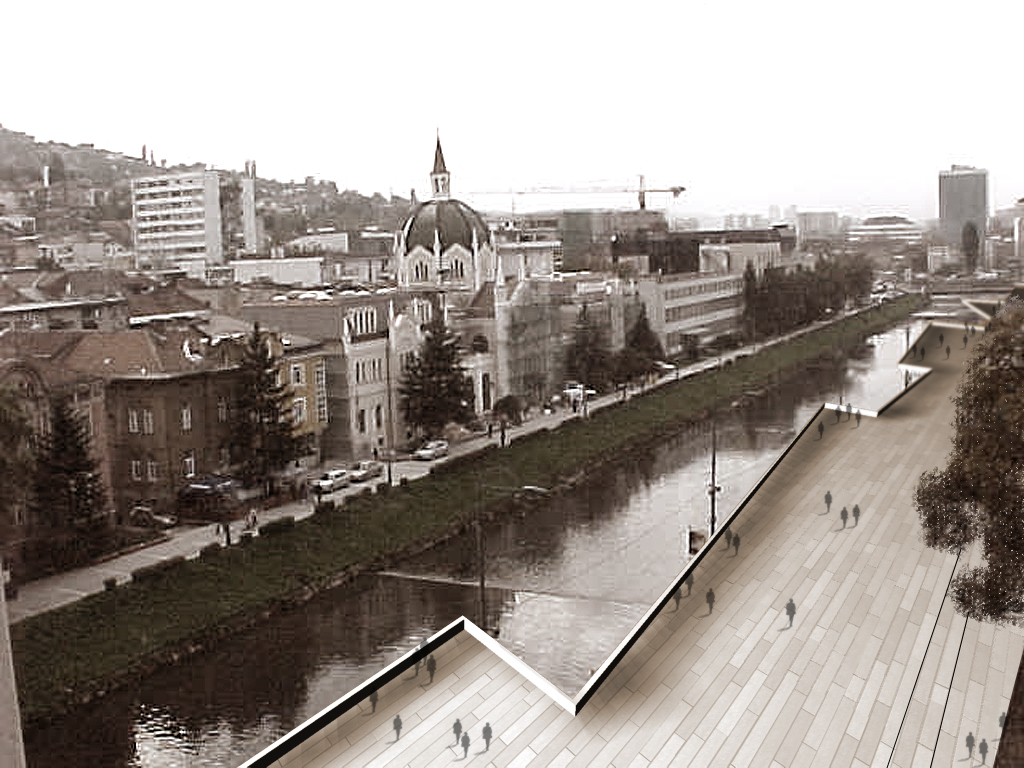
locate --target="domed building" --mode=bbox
[396,138,498,294]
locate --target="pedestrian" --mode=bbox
[846,403,853,421]
[939,332,944,348]
[855,410,861,428]
[369,689,378,713]
[373,446,379,460]
[825,490,832,514]
[836,407,841,424]
[488,422,493,439]
[685,572,693,596]
[500,422,507,448]
[979,738,988,764]
[912,343,917,359]
[786,598,796,628]
[393,714,402,741]
[852,504,860,526]
[946,345,951,359]
[452,718,462,746]
[461,732,470,758]
[840,506,848,529]
[482,722,492,751]
[724,528,733,550]
[818,421,824,440]
[964,334,969,349]
[966,731,975,759]
[426,654,436,684]
[673,587,681,611]
[972,325,976,336]
[706,587,715,615]
[733,534,740,556]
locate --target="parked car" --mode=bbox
[414,440,449,461]
[130,505,178,529]
[349,460,384,482]
[309,469,349,493]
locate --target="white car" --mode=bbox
[414,440,449,461]
[310,469,349,493]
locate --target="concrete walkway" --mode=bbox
[257,320,1023,767]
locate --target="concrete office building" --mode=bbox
[132,170,223,276]
[938,165,987,267]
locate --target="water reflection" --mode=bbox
[24,317,931,768]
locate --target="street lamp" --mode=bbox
[475,480,549,631]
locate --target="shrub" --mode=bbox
[258,516,295,537]
[199,543,222,561]
[314,500,336,515]
[399,476,410,487]
[103,577,117,591]
[131,555,186,583]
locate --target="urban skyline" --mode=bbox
[6,0,1024,222]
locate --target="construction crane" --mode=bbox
[465,175,685,211]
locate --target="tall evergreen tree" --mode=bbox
[31,396,105,529]
[229,323,298,489]
[399,314,474,437]
[0,387,33,527]
[565,307,614,393]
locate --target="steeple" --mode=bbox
[431,135,450,200]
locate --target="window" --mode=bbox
[315,363,328,422]
[128,408,140,433]
[293,397,307,424]
[143,409,154,435]
[290,363,304,386]
[183,453,196,478]
[181,404,192,432]
[358,409,366,433]
[147,461,159,482]
[217,397,228,423]
[131,460,142,481]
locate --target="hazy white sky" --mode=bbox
[5,0,1023,221]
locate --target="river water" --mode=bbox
[24,311,953,767]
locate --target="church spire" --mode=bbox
[431,135,450,200]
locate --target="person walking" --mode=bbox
[840,506,848,529]
[673,588,681,611]
[482,722,492,751]
[500,421,507,448]
[461,732,470,759]
[912,343,918,359]
[733,534,740,556]
[369,689,378,713]
[818,421,824,440]
[966,731,975,760]
[825,490,832,514]
[972,325,976,336]
[706,587,715,615]
[964,334,969,349]
[724,528,733,550]
[393,714,402,741]
[846,403,853,421]
[855,410,861,428]
[946,345,951,359]
[836,407,841,424]
[852,504,860,527]
[426,654,436,684]
[685,572,693,597]
[785,598,796,628]
[979,738,988,764]
[452,718,462,747]
[939,332,944,348]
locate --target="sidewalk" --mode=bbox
[5,307,878,626]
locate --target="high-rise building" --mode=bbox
[938,165,987,267]
[132,170,223,276]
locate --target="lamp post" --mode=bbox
[708,358,722,536]
[475,481,549,632]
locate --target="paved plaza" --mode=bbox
[255,320,1023,768]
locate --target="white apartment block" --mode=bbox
[132,170,223,276]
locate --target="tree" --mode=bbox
[565,307,614,392]
[0,387,33,527]
[614,309,665,385]
[914,296,1024,623]
[229,323,298,489]
[31,396,105,530]
[399,315,474,437]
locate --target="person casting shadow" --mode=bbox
[368,689,378,714]
[824,490,832,515]
[706,587,715,616]
[852,504,860,526]
[393,714,402,742]
[840,507,848,529]
[733,534,740,556]
[818,421,824,440]
[785,598,796,628]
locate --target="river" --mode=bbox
[24,310,954,767]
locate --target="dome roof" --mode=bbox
[403,199,490,254]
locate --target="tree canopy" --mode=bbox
[565,307,614,392]
[229,323,298,488]
[31,396,105,530]
[0,387,34,527]
[915,296,1024,623]
[399,314,474,437]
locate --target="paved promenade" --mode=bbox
[257,320,1023,767]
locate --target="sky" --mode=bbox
[4,0,1024,222]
